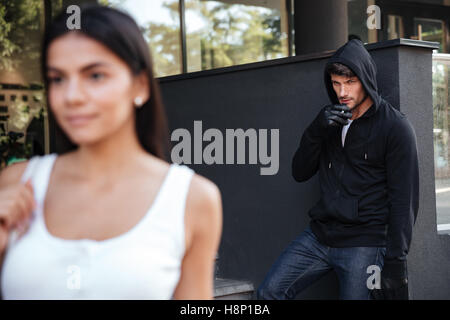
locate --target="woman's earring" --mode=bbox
[134,96,143,108]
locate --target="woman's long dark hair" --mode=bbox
[42,4,169,160]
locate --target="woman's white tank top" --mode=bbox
[0,153,195,299]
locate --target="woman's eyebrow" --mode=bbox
[47,62,110,73]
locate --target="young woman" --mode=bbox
[0,4,222,300]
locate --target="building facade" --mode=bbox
[1,0,450,298]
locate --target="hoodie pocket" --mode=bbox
[309,194,359,224]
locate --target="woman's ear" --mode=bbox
[134,71,150,104]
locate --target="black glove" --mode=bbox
[370,260,409,300]
[322,104,352,128]
[307,104,353,139]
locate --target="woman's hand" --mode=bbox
[0,179,36,252]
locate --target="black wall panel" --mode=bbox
[158,39,450,299]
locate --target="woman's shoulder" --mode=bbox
[148,156,220,204]
[0,154,57,189]
[135,154,222,215]
[0,160,31,189]
[189,172,221,204]
[168,161,220,206]
[184,168,222,228]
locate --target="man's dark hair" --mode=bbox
[326,62,356,78]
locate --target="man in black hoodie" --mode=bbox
[256,39,419,300]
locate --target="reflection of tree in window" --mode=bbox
[103,0,182,77]
[185,1,287,71]
[141,0,182,77]
[433,60,450,178]
[104,0,287,76]
[0,0,47,166]
[0,0,44,81]
[414,18,445,53]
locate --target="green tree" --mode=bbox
[107,0,287,76]
[188,1,286,70]
[0,0,44,81]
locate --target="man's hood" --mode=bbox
[324,39,381,116]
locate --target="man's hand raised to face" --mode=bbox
[323,104,353,128]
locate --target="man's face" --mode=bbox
[330,74,366,110]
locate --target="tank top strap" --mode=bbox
[147,163,195,255]
[156,162,195,211]
[20,156,40,183]
[20,153,57,207]
[7,154,57,246]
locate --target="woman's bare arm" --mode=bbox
[172,174,223,300]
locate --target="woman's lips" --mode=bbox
[66,114,98,126]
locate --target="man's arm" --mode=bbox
[384,115,419,280]
[292,105,351,182]
[292,108,327,182]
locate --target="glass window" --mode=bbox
[432,53,450,234]
[105,0,290,75]
[386,15,404,40]
[105,0,183,77]
[348,0,370,44]
[185,0,290,72]
[414,18,446,53]
[348,0,381,44]
[0,0,49,169]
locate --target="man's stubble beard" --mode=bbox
[349,92,369,118]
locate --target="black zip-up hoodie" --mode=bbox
[292,40,419,272]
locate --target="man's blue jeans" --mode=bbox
[256,225,386,300]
